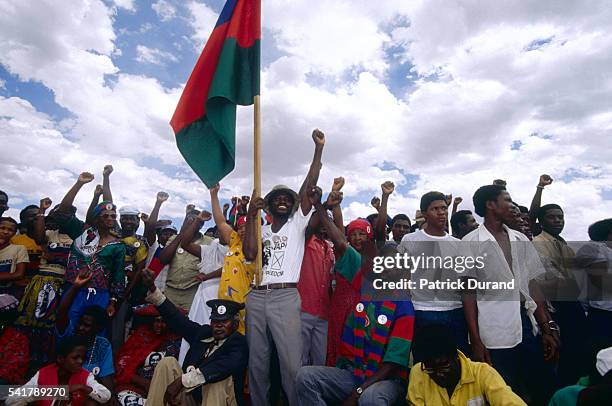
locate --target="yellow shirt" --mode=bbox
[217,231,255,335]
[407,351,526,406]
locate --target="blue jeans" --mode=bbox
[413,308,469,362]
[296,366,405,406]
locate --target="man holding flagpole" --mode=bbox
[244,130,325,406]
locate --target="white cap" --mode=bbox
[119,205,140,216]
[596,347,612,376]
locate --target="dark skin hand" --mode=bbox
[243,190,265,262]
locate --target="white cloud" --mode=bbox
[135,44,179,65]
[1,0,611,241]
[111,0,135,11]
[187,1,218,46]
[152,0,176,21]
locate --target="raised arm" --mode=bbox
[329,177,345,234]
[144,192,169,246]
[57,271,93,334]
[33,197,52,245]
[298,129,325,215]
[210,184,233,244]
[85,185,103,225]
[309,186,349,257]
[180,211,212,258]
[452,196,462,216]
[529,174,553,223]
[158,206,193,264]
[243,192,265,261]
[58,172,94,214]
[376,181,394,243]
[102,165,113,202]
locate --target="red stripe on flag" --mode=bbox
[226,0,261,47]
[170,22,231,134]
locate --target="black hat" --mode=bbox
[206,299,245,321]
[588,218,612,242]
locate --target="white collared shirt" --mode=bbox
[462,224,545,349]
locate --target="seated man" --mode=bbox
[140,269,248,406]
[296,187,414,406]
[408,324,525,406]
[7,335,111,406]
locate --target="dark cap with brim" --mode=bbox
[207,299,245,321]
[264,185,299,215]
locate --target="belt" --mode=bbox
[251,283,298,290]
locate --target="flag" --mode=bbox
[171,0,260,187]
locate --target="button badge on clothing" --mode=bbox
[177,248,184,254]
[377,315,388,325]
[218,305,226,315]
[133,241,140,248]
[49,243,58,249]
[356,303,364,312]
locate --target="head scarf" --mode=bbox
[347,219,373,240]
[92,201,116,219]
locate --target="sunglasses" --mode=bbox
[421,362,452,375]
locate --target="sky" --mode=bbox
[0,0,611,240]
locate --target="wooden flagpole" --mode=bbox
[254,95,262,285]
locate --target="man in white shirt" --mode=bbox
[462,184,559,404]
[243,129,325,406]
[399,191,469,361]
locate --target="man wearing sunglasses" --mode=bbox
[407,324,525,406]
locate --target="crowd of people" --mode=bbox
[0,129,611,406]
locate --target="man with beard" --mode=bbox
[243,129,325,406]
[407,324,524,405]
[140,269,248,406]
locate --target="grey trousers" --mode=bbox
[300,312,328,366]
[296,366,405,406]
[246,288,302,406]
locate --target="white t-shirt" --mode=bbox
[399,229,463,311]
[260,208,312,285]
[462,225,545,349]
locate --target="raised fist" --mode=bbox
[371,197,381,210]
[103,165,113,177]
[453,196,463,206]
[94,184,103,195]
[538,174,553,187]
[326,191,343,207]
[381,181,395,196]
[312,129,325,146]
[40,197,53,211]
[198,210,212,222]
[209,184,220,195]
[332,177,345,192]
[78,172,94,184]
[186,204,196,214]
[156,192,169,203]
